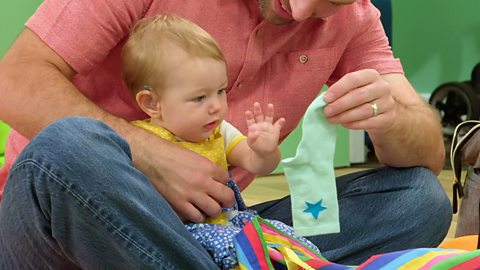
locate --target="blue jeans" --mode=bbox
[0,117,452,268]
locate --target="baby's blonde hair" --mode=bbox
[122,14,226,94]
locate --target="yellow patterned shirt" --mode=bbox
[132,120,246,170]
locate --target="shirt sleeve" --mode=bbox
[25,0,153,74]
[219,121,246,157]
[327,0,403,85]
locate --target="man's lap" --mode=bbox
[0,117,452,267]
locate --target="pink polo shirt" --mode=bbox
[0,0,403,199]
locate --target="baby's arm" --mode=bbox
[228,102,285,175]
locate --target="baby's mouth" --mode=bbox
[203,120,218,130]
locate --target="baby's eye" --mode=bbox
[218,88,226,95]
[192,95,206,103]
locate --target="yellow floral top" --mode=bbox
[132,120,246,170]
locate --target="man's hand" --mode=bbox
[322,69,396,131]
[321,69,445,174]
[129,127,234,223]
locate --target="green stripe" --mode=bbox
[430,249,480,269]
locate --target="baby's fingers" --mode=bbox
[253,102,264,122]
[245,110,255,127]
[264,103,275,123]
[274,117,286,131]
[247,125,260,144]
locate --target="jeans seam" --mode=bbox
[11,158,167,268]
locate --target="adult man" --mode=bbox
[0,0,451,268]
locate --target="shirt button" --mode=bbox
[299,54,308,64]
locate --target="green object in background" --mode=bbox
[1,0,480,172]
[0,121,11,166]
[393,0,480,95]
[0,0,43,57]
[0,1,42,165]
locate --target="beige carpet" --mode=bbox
[242,168,457,243]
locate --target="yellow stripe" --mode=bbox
[398,250,465,269]
[263,233,312,257]
[277,246,314,270]
[226,135,246,157]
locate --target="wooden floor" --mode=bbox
[242,168,457,243]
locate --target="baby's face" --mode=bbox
[154,54,229,143]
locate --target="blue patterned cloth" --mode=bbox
[185,180,320,269]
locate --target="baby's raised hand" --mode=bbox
[245,102,285,156]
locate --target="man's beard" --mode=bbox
[258,0,268,18]
[257,0,292,25]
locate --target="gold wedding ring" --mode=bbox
[369,101,378,117]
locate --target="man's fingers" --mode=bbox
[209,178,235,208]
[209,162,234,208]
[193,194,224,218]
[342,112,391,131]
[324,69,379,103]
[212,165,230,185]
[176,201,206,223]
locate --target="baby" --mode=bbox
[121,14,319,269]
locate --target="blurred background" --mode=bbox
[1,0,480,170]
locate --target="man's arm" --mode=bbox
[0,29,97,137]
[368,73,445,174]
[0,28,233,222]
[323,70,445,175]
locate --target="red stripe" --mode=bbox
[450,256,480,269]
[356,255,382,270]
[305,258,334,268]
[242,221,271,269]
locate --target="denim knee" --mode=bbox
[22,116,131,168]
[408,167,452,242]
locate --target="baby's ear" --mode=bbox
[136,90,161,118]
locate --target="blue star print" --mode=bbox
[303,199,327,219]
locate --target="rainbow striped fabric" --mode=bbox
[357,249,480,269]
[234,216,480,270]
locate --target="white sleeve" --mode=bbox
[219,120,246,156]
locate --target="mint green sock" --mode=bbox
[281,92,340,236]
